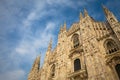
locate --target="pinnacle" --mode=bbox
[47,38,52,51]
[80,12,83,20]
[84,8,88,17]
[63,21,67,30]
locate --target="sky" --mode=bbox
[0,0,120,80]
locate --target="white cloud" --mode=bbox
[22,0,88,28]
[15,21,57,59]
[0,0,96,80]
[0,69,25,80]
[46,22,56,31]
[14,21,57,70]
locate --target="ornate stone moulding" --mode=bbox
[48,59,57,65]
[69,46,83,58]
[105,50,120,65]
[96,32,112,41]
[48,77,54,80]
[67,23,80,36]
[67,69,88,79]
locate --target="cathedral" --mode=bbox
[28,6,120,80]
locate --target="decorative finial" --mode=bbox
[63,21,66,30]
[84,8,88,17]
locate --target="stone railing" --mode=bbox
[69,45,83,57]
[105,50,120,64]
[67,69,88,79]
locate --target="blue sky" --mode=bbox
[0,0,120,80]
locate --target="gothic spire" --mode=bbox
[32,56,40,70]
[28,56,40,80]
[102,5,118,24]
[102,5,111,17]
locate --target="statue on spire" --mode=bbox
[47,38,52,51]
[80,12,83,20]
[59,25,63,33]
[84,8,89,17]
[63,21,67,31]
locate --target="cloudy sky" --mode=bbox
[0,0,120,80]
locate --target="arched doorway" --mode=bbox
[115,64,120,79]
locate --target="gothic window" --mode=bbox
[74,59,81,71]
[51,64,55,77]
[72,34,79,48]
[110,18,115,23]
[105,40,119,54]
[115,64,120,79]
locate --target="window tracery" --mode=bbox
[104,39,119,54]
[74,59,81,71]
[72,34,80,48]
[51,64,55,77]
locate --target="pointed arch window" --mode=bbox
[72,34,80,48]
[105,40,119,54]
[74,59,81,71]
[51,64,55,77]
